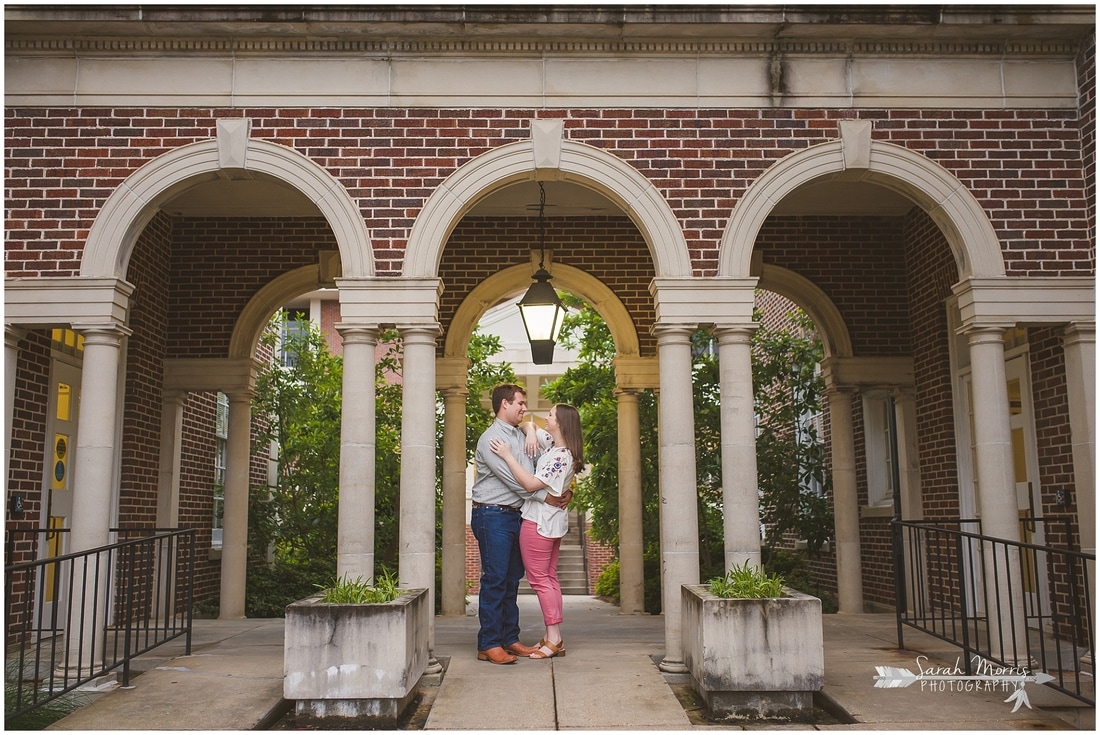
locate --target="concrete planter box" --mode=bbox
[681,584,823,720]
[284,587,429,726]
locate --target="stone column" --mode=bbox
[966,327,1021,541]
[219,389,253,620]
[440,382,469,616]
[398,325,440,665]
[68,322,129,673]
[826,386,864,614]
[69,323,130,552]
[892,388,925,615]
[335,326,378,580]
[891,388,922,521]
[654,325,699,673]
[715,326,761,569]
[156,390,186,529]
[1062,324,1094,559]
[966,325,1027,664]
[6,326,26,460]
[615,388,645,614]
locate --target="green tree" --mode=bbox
[250,316,343,570]
[243,318,406,615]
[752,307,833,553]
[463,330,519,457]
[544,296,830,611]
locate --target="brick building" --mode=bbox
[4,5,1094,672]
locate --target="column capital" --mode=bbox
[890,386,916,402]
[397,323,441,343]
[652,323,696,343]
[1064,321,1095,346]
[823,383,858,398]
[713,324,758,343]
[439,385,469,400]
[71,321,132,343]
[224,387,256,402]
[820,356,914,389]
[437,356,471,392]
[959,323,1012,345]
[333,322,379,344]
[5,325,27,349]
[613,355,659,391]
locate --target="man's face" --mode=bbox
[500,392,527,426]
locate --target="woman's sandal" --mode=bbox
[540,638,565,656]
[531,639,565,659]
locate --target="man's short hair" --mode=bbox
[491,383,526,414]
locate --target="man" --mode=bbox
[471,383,570,664]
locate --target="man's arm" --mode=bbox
[477,428,549,502]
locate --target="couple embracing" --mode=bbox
[471,383,584,665]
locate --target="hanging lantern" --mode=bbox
[517,182,568,365]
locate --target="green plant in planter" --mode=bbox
[707,561,785,598]
[316,569,401,604]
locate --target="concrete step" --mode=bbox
[519,541,589,594]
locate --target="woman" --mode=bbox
[489,403,584,659]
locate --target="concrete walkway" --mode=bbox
[46,595,1088,730]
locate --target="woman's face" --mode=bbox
[546,406,558,430]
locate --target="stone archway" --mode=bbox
[404,119,690,280]
[81,120,373,280]
[756,263,854,360]
[419,125,673,623]
[444,262,641,358]
[718,120,1006,280]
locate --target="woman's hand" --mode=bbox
[524,431,539,458]
[489,437,513,459]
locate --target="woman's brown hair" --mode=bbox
[554,404,585,473]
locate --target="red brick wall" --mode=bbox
[7,330,50,541]
[177,392,219,599]
[464,525,480,593]
[5,330,51,638]
[117,212,171,527]
[441,216,656,356]
[4,108,1091,281]
[584,532,616,593]
[167,217,336,359]
[756,216,912,356]
[1078,33,1096,252]
[1029,328,1079,537]
[904,209,962,521]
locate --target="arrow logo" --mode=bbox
[873,666,1055,710]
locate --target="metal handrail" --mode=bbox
[4,527,195,720]
[893,518,1093,706]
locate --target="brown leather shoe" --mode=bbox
[503,640,539,657]
[477,646,517,665]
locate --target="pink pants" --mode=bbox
[519,519,563,626]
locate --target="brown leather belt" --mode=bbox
[472,501,521,513]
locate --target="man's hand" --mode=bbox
[546,489,573,509]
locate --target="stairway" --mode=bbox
[519,512,588,595]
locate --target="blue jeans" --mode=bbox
[471,505,525,651]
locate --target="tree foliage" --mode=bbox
[238,318,514,617]
[546,294,832,610]
[243,317,406,615]
[752,307,833,553]
[250,316,343,574]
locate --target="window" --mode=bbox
[212,392,228,548]
[862,390,897,508]
[280,308,309,367]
